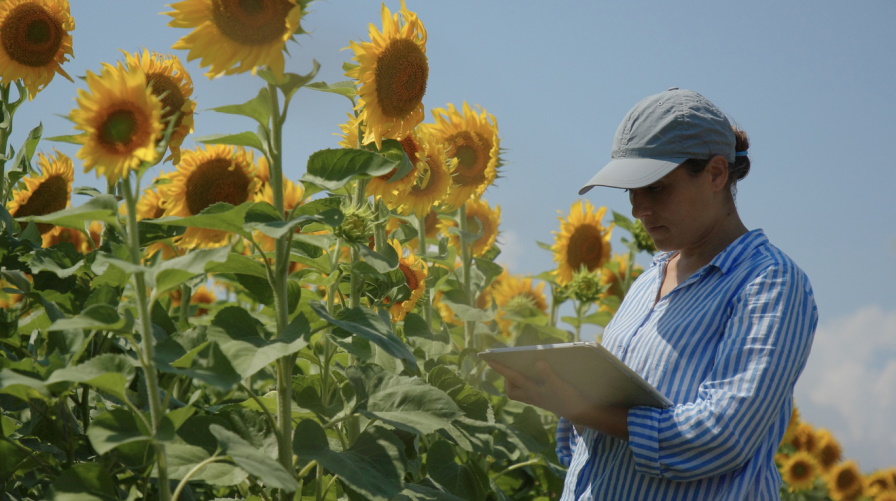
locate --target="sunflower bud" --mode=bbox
[569,268,607,303]
[631,220,657,254]
[335,204,378,245]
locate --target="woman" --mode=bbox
[487,88,817,500]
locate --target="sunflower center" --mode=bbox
[99,109,139,148]
[147,73,186,129]
[449,131,490,186]
[1,4,64,67]
[185,158,252,215]
[566,225,604,272]
[398,262,419,290]
[12,175,69,234]
[374,38,428,118]
[212,0,293,46]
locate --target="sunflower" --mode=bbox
[158,144,260,248]
[0,0,74,99]
[166,0,303,79]
[491,272,548,336]
[137,180,183,259]
[366,130,422,201]
[382,129,451,216]
[346,0,428,149]
[778,450,819,492]
[790,422,818,455]
[8,151,74,235]
[551,199,613,286]
[813,428,842,473]
[876,490,896,501]
[867,469,896,498]
[438,198,500,258]
[426,102,501,208]
[169,283,218,317]
[71,63,164,183]
[384,239,427,322]
[826,460,864,501]
[386,208,440,249]
[122,49,195,164]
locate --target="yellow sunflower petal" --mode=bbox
[551,199,613,286]
[70,63,164,182]
[346,0,428,149]
[0,0,74,99]
[166,0,302,79]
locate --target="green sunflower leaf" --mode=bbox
[47,304,135,334]
[10,122,41,173]
[151,246,231,294]
[45,354,135,401]
[302,148,400,192]
[194,131,266,153]
[210,87,273,129]
[18,194,120,228]
[309,302,415,365]
[206,306,310,379]
[149,201,252,239]
[306,79,357,101]
[292,419,405,500]
[209,424,298,492]
[51,462,119,500]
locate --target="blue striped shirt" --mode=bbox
[556,229,817,500]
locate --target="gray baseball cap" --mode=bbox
[579,88,736,194]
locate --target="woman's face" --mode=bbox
[627,161,727,253]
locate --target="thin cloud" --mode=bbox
[795,304,896,472]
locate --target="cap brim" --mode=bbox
[578,157,686,194]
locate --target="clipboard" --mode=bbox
[478,341,673,409]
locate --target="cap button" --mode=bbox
[667,87,679,91]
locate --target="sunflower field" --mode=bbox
[0,1,893,500]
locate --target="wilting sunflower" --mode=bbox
[813,428,842,473]
[826,460,864,501]
[384,239,427,322]
[426,102,501,208]
[167,0,303,79]
[346,0,428,149]
[122,49,195,163]
[492,272,547,336]
[42,221,102,253]
[382,129,451,215]
[438,198,500,258]
[0,0,74,98]
[8,151,74,235]
[71,63,164,183]
[780,451,820,492]
[551,199,613,286]
[159,144,260,248]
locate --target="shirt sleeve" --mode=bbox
[555,416,578,468]
[626,264,818,481]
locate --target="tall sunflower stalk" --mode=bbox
[0,81,27,206]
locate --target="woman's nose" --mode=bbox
[629,190,651,219]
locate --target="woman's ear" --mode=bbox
[706,155,730,191]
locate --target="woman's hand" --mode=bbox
[486,359,631,441]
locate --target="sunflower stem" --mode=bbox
[266,82,297,497]
[122,175,170,501]
[459,203,475,350]
[416,212,433,328]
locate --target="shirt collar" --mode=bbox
[650,229,768,275]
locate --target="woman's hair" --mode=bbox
[680,127,750,198]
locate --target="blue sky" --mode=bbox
[18,0,895,472]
